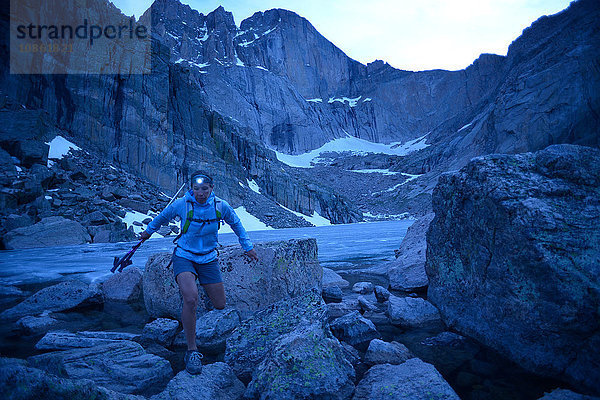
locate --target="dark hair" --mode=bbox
[190,170,214,187]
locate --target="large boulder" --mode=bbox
[0,280,103,321]
[352,358,460,400]
[224,289,325,382]
[143,239,321,319]
[0,357,145,400]
[244,321,355,400]
[150,362,245,400]
[386,213,434,292]
[426,145,600,394]
[3,216,91,249]
[28,340,173,396]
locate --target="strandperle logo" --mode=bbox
[10,0,152,74]
[15,19,149,46]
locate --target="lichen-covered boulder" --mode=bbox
[244,321,355,400]
[224,289,325,382]
[427,144,600,394]
[143,239,321,319]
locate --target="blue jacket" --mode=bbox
[145,191,253,263]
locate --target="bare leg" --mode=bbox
[202,282,226,310]
[176,272,198,351]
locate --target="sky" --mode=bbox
[109,0,572,71]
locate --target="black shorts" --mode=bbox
[172,255,222,284]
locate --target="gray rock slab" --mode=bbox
[387,295,442,328]
[364,339,414,366]
[329,310,381,349]
[245,321,355,400]
[352,282,374,294]
[352,358,460,400]
[3,216,90,249]
[36,330,141,350]
[142,318,180,347]
[322,267,350,288]
[325,298,360,321]
[0,280,103,321]
[386,213,434,292]
[374,285,390,302]
[101,266,143,302]
[537,389,600,400]
[173,308,241,353]
[0,357,146,400]
[150,362,245,400]
[28,340,173,395]
[322,285,343,303]
[17,314,61,335]
[144,239,321,319]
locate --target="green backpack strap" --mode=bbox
[173,201,194,244]
[182,200,194,234]
[214,197,223,230]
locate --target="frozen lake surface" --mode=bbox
[0,220,413,286]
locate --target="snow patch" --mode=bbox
[46,136,81,167]
[275,134,429,168]
[255,66,269,71]
[307,98,323,103]
[121,210,153,235]
[458,123,472,132]
[235,54,245,67]
[247,179,261,194]
[348,169,401,175]
[219,206,273,233]
[328,96,362,107]
[371,173,422,195]
[278,203,332,226]
[363,98,372,102]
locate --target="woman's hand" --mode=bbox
[245,249,259,262]
[140,231,151,241]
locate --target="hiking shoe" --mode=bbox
[184,350,203,374]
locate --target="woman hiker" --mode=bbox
[140,171,259,374]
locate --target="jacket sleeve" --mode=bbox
[222,201,253,252]
[144,198,183,235]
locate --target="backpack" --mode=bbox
[172,197,223,245]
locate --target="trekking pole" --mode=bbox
[111,181,187,273]
[111,239,144,273]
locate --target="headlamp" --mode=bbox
[192,174,212,185]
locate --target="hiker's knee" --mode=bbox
[182,293,198,308]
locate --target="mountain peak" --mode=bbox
[206,5,236,31]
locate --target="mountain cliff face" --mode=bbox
[0,0,598,231]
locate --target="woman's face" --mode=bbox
[192,182,213,204]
